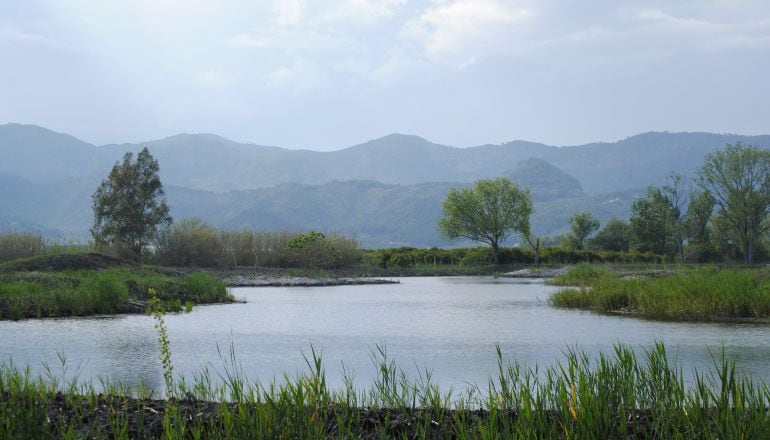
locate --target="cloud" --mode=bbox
[274,0,304,26]
[403,0,534,65]
[0,26,80,52]
[228,32,272,48]
[322,0,407,25]
[267,58,330,94]
[193,70,229,87]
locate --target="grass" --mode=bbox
[550,266,770,322]
[1,342,769,438]
[0,268,231,320]
[548,262,611,286]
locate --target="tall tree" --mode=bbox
[438,178,533,264]
[683,189,715,260]
[567,212,600,250]
[91,148,172,262]
[697,143,770,264]
[629,187,675,255]
[661,174,688,263]
[591,218,630,252]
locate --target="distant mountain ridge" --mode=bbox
[2,124,768,193]
[1,123,769,246]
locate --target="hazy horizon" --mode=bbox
[2,1,769,151]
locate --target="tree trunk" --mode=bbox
[492,243,500,264]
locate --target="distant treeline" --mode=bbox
[364,246,667,268]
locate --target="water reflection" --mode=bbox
[1,277,769,394]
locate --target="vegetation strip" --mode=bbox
[550,264,770,322]
[0,255,231,320]
[2,343,769,438]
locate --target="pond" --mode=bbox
[2,276,769,394]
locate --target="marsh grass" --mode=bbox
[551,267,770,321]
[2,342,769,438]
[0,269,229,320]
[548,262,612,286]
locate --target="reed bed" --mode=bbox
[1,343,769,438]
[550,266,770,322]
[0,269,230,320]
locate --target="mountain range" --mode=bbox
[1,123,768,247]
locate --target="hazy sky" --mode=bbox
[1,1,769,150]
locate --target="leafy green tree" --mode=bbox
[683,190,715,261]
[591,217,630,252]
[567,212,600,250]
[91,148,171,262]
[287,231,341,269]
[629,187,674,255]
[697,143,770,264]
[661,174,688,262]
[438,178,533,264]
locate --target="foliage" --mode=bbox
[0,268,228,320]
[549,263,610,286]
[154,221,362,269]
[2,342,770,438]
[91,148,172,262]
[683,190,716,262]
[438,178,533,264]
[629,187,676,255]
[551,267,770,322]
[362,246,666,270]
[154,217,220,267]
[287,231,342,269]
[590,218,630,252]
[0,232,46,261]
[148,288,174,398]
[566,212,600,250]
[697,143,770,264]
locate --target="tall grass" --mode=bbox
[551,267,770,321]
[0,232,46,261]
[548,262,611,286]
[0,269,229,320]
[1,342,769,438]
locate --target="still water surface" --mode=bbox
[2,277,770,393]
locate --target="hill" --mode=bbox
[2,124,768,194]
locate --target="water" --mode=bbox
[2,276,770,394]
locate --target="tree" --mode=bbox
[660,174,688,263]
[629,187,675,255]
[91,148,172,262]
[591,217,630,252]
[567,212,599,250]
[683,190,715,261]
[287,231,340,269]
[438,178,533,264]
[697,143,770,264]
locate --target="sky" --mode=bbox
[1,0,769,151]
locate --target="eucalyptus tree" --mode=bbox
[91,148,172,262]
[438,177,533,264]
[697,143,770,264]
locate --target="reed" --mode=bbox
[0,269,230,320]
[1,342,768,438]
[551,267,770,321]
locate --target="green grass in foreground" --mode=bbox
[0,269,230,320]
[551,266,770,321]
[1,343,769,438]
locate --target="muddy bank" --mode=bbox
[226,274,398,287]
[500,267,569,279]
